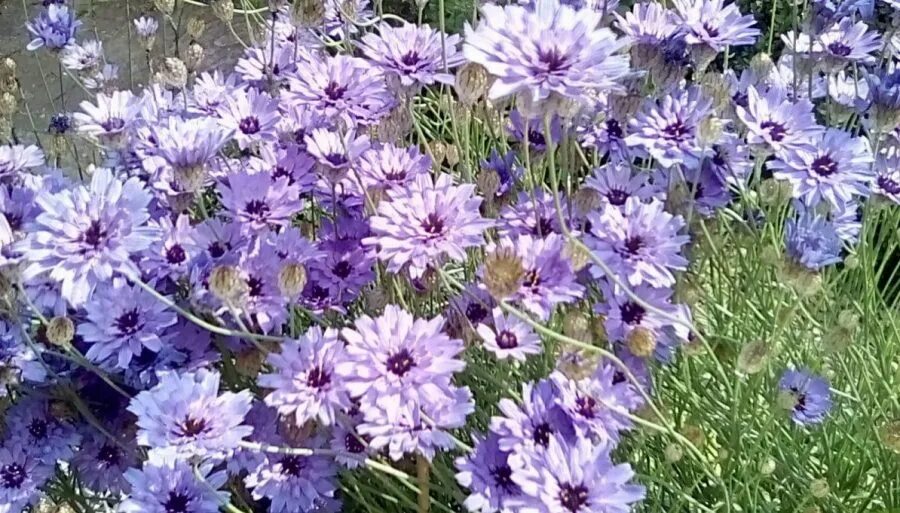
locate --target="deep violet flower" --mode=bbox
[672,0,759,52]
[491,379,577,452]
[360,22,464,87]
[584,161,660,208]
[72,425,139,495]
[120,452,227,513]
[219,170,303,233]
[244,437,341,513]
[3,396,81,464]
[874,147,900,204]
[0,443,53,510]
[785,209,844,270]
[778,369,833,425]
[455,433,524,513]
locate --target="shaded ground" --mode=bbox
[0,0,246,149]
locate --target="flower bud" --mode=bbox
[483,247,525,300]
[161,58,188,89]
[590,316,607,346]
[212,0,235,23]
[278,263,308,298]
[0,92,16,117]
[0,58,16,79]
[736,339,770,374]
[664,443,683,463]
[749,52,775,79]
[476,169,501,198]
[759,458,776,476]
[809,479,830,499]
[562,310,590,342]
[879,419,900,453]
[554,349,601,380]
[429,141,447,169]
[291,0,326,27]
[235,347,265,377]
[563,240,591,273]
[455,63,489,106]
[184,43,204,72]
[186,17,206,40]
[45,317,75,346]
[153,0,175,15]
[572,187,602,217]
[209,265,246,303]
[681,424,706,449]
[362,287,387,314]
[444,144,460,167]
[626,327,656,358]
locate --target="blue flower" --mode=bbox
[778,369,833,425]
[120,452,227,513]
[26,4,81,51]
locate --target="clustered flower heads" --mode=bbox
[8,0,893,509]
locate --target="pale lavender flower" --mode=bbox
[141,214,199,280]
[477,307,543,361]
[736,85,823,157]
[785,209,843,270]
[134,16,158,38]
[0,145,44,179]
[149,116,232,191]
[128,369,254,459]
[498,190,567,238]
[217,88,280,149]
[73,90,141,147]
[261,326,351,426]
[672,0,759,52]
[17,168,156,306]
[778,369,833,425]
[584,161,659,207]
[491,379,576,452]
[455,433,524,513]
[355,143,432,194]
[463,0,630,103]
[60,39,103,72]
[768,129,873,208]
[235,44,296,85]
[120,452,227,513]
[244,437,340,513]
[806,19,881,66]
[706,131,753,187]
[219,170,303,233]
[614,2,679,47]
[874,147,900,203]
[552,370,635,443]
[625,86,714,168]
[190,71,240,115]
[364,173,492,278]
[288,53,394,126]
[586,197,688,288]
[257,144,317,194]
[580,116,629,159]
[0,444,53,510]
[510,434,645,513]
[26,4,81,51]
[305,128,371,182]
[360,22,464,87]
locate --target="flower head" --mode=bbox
[26,4,81,51]
[491,379,576,452]
[355,143,432,195]
[874,147,900,203]
[785,209,843,270]
[216,88,279,149]
[625,87,714,168]
[360,22,464,87]
[120,452,227,513]
[72,425,138,494]
[0,444,53,510]
[673,0,759,52]
[149,116,232,192]
[3,397,80,464]
[455,433,524,513]
[0,145,44,180]
[74,91,142,147]
[477,307,543,361]
[244,437,340,513]
[219,170,303,233]
[737,86,822,157]
[778,369,833,425]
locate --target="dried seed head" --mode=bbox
[374,106,412,143]
[681,424,706,448]
[153,0,175,14]
[749,52,775,79]
[664,443,683,463]
[562,310,590,342]
[235,347,266,377]
[590,316,607,346]
[212,0,235,22]
[161,58,188,88]
[429,141,447,168]
[698,117,725,147]
[736,339,770,374]
[809,479,830,499]
[361,287,387,314]
[455,63,489,106]
[572,187,602,217]
[278,263,308,297]
[0,92,16,116]
[626,327,656,358]
[878,419,900,453]
[476,169,501,198]
[208,265,247,303]
[291,0,326,27]
[483,247,525,300]
[444,144,460,167]
[186,17,206,40]
[563,240,591,273]
[184,43,204,72]
[555,349,602,380]
[837,309,859,331]
[0,58,16,79]
[45,317,75,346]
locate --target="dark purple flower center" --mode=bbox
[345,432,366,453]
[620,301,646,325]
[788,386,808,411]
[612,369,626,384]
[496,330,518,349]
[28,419,48,440]
[81,219,108,249]
[421,213,445,235]
[386,348,415,376]
[606,119,623,139]
[733,92,749,108]
[49,113,71,134]
[5,213,22,232]
[533,217,555,237]
[400,52,421,67]
[177,416,209,437]
[239,116,261,135]
[810,155,838,177]
[115,308,142,336]
[306,366,331,388]
[273,166,294,183]
[527,129,546,148]
[623,236,644,255]
[0,463,26,489]
[827,41,852,57]
[878,175,900,195]
[760,120,787,142]
[491,464,516,492]
[606,188,629,206]
[280,455,306,476]
[662,119,691,142]
[208,242,227,259]
[308,283,329,302]
[97,444,121,466]
[163,491,191,513]
[532,421,552,446]
[523,269,541,289]
[558,483,590,512]
[324,81,348,101]
[536,47,569,75]
[247,275,264,297]
[166,244,187,264]
[702,22,720,38]
[324,153,348,167]
[294,129,307,146]
[465,302,489,324]
[101,117,125,133]
[575,395,597,419]
[332,260,352,279]
[244,199,271,222]
[384,169,407,182]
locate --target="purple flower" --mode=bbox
[778,369,833,425]
[736,86,823,157]
[874,147,900,203]
[491,379,576,452]
[17,168,157,307]
[481,149,522,198]
[120,452,227,513]
[217,88,279,149]
[364,173,492,278]
[149,116,232,192]
[308,243,374,306]
[74,91,142,147]
[236,44,296,86]
[72,425,138,494]
[625,86,714,168]
[498,190,567,238]
[228,402,285,475]
[60,39,104,72]
[0,145,44,179]
[580,115,629,159]
[288,53,394,126]
[258,145,317,194]
[330,421,371,469]
[768,129,873,208]
[672,0,759,51]
[446,284,496,339]
[805,19,881,65]
[355,143,432,195]
[510,434,645,513]
[508,110,563,153]
[706,131,753,187]
[785,209,843,270]
[359,384,475,461]
[336,304,466,407]
[26,4,81,51]
[190,71,240,115]
[141,214,199,280]
[463,0,630,103]
[134,16,158,38]
[455,433,524,513]
[0,443,53,510]
[261,326,351,426]
[3,397,81,464]
[128,369,254,459]
[477,307,543,361]
[586,198,688,288]
[0,321,46,393]
[552,370,635,443]
[244,438,340,513]
[489,234,585,320]
[78,277,177,369]
[360,22,464,88]
[219,170,303,233]
[615,2,679,48]
[584,161,660,208]
[305,128,371,182]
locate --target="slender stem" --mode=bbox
[417,453,431,513]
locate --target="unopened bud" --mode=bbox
[572,187,602,217]
[212,0,235,23]
[444,144,460,167]
[476,169,501,198]
[291,0,326,27]
[562,310,590,342]
[759,458,776,476]
[45,317,75,346]
[161,58,188,88]
[0,92,16,116]
[208,265,246,303]
[563,240,591,272]
[186,17,206,40]
[626,327,656,358]
[234,347,265,376]
[184,43,204,72]
[809,479,830,499]
[681,424,706,449]
[483,247,525,300]
[749,52,775,80]
[278,263,308,297]
[664,443,683,463]
[455,63,489,106]
[429,141,447,168]
[362,287,387,313]
[879,419,900,453]
[737,339,770,374]
[0,58,16,79]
